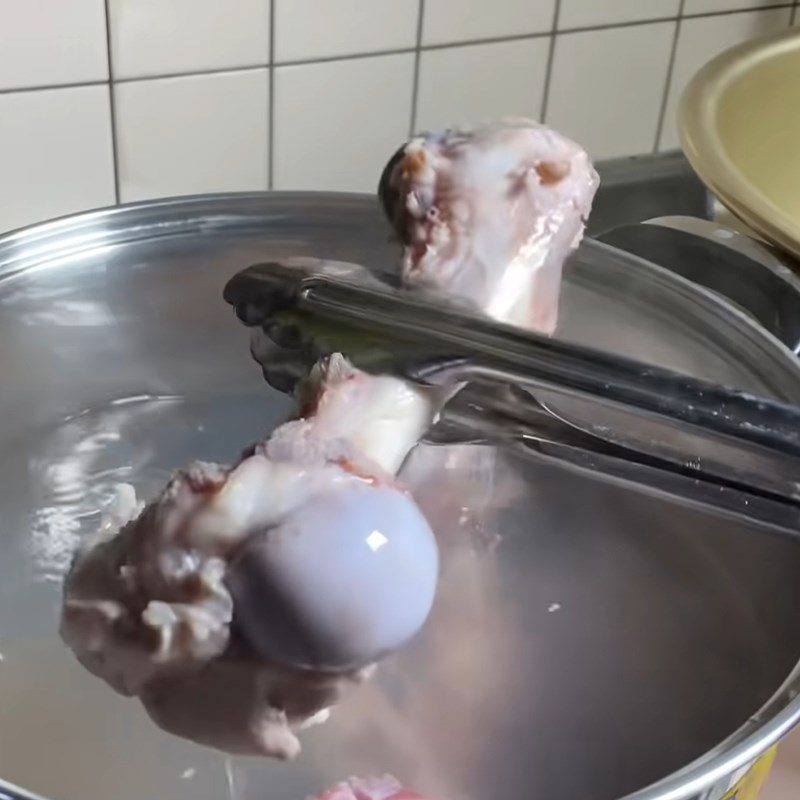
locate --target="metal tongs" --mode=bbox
[224,260,800,534]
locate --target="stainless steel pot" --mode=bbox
[1,194,800,800]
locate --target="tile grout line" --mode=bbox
[681,1,794,17]
[115,62,271,84]
[277,44,418,67]
[103,0,121,204]
[408,0,425,137]
[268,0,275,190]
[539,0,561,123]
[654,0,685,154]
[0,78,107,96]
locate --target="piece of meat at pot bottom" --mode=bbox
[60,354,440,759]
[314,775,429,800]
[379,118,599,334]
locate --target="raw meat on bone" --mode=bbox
[60,118,598,771]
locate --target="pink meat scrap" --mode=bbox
[315,775,428,800]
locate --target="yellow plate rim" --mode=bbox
[679,27,800,260]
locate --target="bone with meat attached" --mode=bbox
[379,118,599,333]
[60,355,440,759]
[61,118,598,771]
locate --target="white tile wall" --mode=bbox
[108,0,270,79]
[659,7,793,150]
[273,53,414,192]
[416,38,550,132]
[274,0,418,62]
[0,0,797,233]
[0,86,115,232]
[547,22,674,159]
[0,0,107,91]
[422,0,555,45]
[115,69,269,202]
[559,0,680,29]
